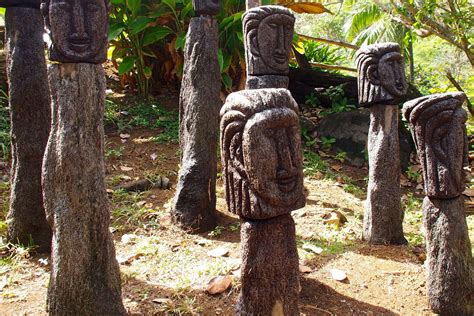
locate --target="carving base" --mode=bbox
[43,64,125,315]
[237,215,299,315]
[5,7,51,252]
[423,196,474,315]
[363,105,406,245]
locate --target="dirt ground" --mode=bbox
[0,100,473,315]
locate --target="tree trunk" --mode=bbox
[363,105,407,245]
[173,16,220,232]
[238,214,300,315]
[5,7,52,253]
[423,196,474,315]
[42,63,125,315]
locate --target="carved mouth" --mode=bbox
[277,174,297,193]
[69,38,91,52]
[273,53,287,64]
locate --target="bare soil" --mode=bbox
[1,101,472,315]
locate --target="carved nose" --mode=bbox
[275,129,294,174]
[71,3,88,38]
[276,25,286,53]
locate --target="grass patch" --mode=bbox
[0,90,10,160]
[105,99,179,144]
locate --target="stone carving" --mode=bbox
[192,0,219,16]
[403,92,468,199]
[356,42,407,245]
[0,0,40,8]
[356,42,408,107]
[220,88,305,220]
[243,6,294,77]
[41,0,109,63]
[403,93,473,315]
[5,7,52,253]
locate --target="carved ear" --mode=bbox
[248,30,260,57]
[367,64,380,85]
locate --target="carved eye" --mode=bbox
[86,3,99,12]
[268,23,278,29]
[55,0,71,9]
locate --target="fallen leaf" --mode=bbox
[195,239,211,246]
[416,184,424,191]
[322,210,347,227]
[120,166,133,172]
[121,234,137,244]
[150,153,158,161]
[119,133,131,139]
[299,265,312,273]
[136,201,147,207]
[302,244,323,254]
[463,188,474,198]
[119,175,132,181]
[231,269,241,279]
[206,275,232,295]
[330,268,347,281]
[331,163,343,172]
[133,137,154,144]
[207,247,229,257]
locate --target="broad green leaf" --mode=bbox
[181,2,194,20]
[142,26,173,46]
[129,17,154,35]
[111,0,125,4]
[143,66,152,80]
[218,49,224,73]
[108,23,125,41]
[223,53,231,72]
[284,3,331,14]
[222,74,232,89]
[175,33,186,51]
[162,0,176,11]
[126,0,141,14]
[118,56,137,75]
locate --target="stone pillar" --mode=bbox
[403,92,473,315]
[220,89,305,315]
[4,1,52,253]
[41,1,125,314]
[242,6,295,89]
[173,0,221,231]
[355,43,407,245]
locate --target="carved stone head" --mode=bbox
[403,92,468,199]
[243,6,295,76]
[192,0,219,16]
[356,42,408,107]
[0,0,40,8]
[41,0,109,63]
[220,88,305,219]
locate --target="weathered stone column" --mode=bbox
[403,92,473,315]
[3,1,52,253]
[41,1,125,314]
[173,0,221,231]
[221,89,305,315]
[243,6,294,89]
[355,43,407,245]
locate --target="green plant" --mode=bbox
[109,0,193,98]
[335,151,346,162]
[320,85,356,116]
[302,40,344,72]
[301,128,317,147]
[303,150,329,177]
[406,165,422,183]
[208,225,225,237]
[0,89,10,160]
[321,136,336,150]
[304,92,321,108]
[105,145,124,159]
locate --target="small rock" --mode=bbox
[330,268,347,281]
[152,298,172,305]
[207,247,229,257]
[302,244,323,254]
[117,253,143,265]
[119,133,131,139]
[206,275,232,295]
[299,265,312,273]
[121,234,137,244]
[119,166,133,172]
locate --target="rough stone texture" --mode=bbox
[355,43,408,107]
[5,7,52,253]
[173,16,220,231]
[246,74,288,89]
[364,105,406,245]
[243,6,294,77]
[42,64,125,315]
[237,214,299,316]
[41,0,109,64]
[422,196,473,315]
[192,0,219,16]
[315,109,414,169]
[0,0,40,8]
[220,89,305,220]
[403,92,468,199]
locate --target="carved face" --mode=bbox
[255,14,293,73]
[378,52,407,97]
[242,108,303,206]
[43,0,108,63]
